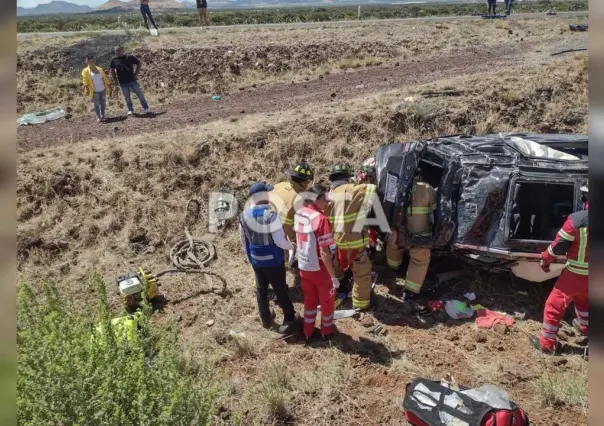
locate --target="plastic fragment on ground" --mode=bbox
[445,300,474,319]
[17,107,65,125]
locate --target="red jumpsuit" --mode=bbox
[294,204,336,338]
[539,209,588,351]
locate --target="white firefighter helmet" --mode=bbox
[580,182,588,193]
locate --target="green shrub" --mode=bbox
[17,274,215,426]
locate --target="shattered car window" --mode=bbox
[506,136,581,161]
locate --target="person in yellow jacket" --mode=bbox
[386,170,437,299]
[326,162,376,311]
[81,56,111,122]
[271,160,315,265]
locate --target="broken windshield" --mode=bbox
[506,136,582,161]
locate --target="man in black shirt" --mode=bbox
[110,46,151,116]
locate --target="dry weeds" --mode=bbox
[17,17,586,114]
[15,19,589,425]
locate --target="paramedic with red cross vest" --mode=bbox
[294,184,340,342]
[529,184,588,354]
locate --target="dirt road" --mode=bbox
[16,11,587,40]
[17,40,542,151]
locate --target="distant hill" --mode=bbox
[96,0,184,11]
[17,1,93,16]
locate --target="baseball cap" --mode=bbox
[249,182,274,196]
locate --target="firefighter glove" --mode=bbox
[540,259,550,273]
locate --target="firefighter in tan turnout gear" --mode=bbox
[271,160,315,263]
[326,162,376,311]
[387,170,437,299]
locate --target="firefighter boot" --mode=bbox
[529,335,557,355]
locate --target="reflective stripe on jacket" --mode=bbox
[271,180,306,241]
[239,204,285,267]
[326,182,376,250]
[542,209,588,276]
[406,181,437,237]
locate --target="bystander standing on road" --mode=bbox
[487,0,496,15]
[81,55,111,122]
[110,46,152,116]
[139,0,159,32]
[197,0,210,27]
[505,0,514,15]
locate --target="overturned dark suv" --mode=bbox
[375,133,588,282]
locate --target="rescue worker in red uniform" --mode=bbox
[294,184,340,342]
[529,185,588,354]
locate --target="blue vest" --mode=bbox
[239,204,284,268]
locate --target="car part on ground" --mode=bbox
[569,24,588,32]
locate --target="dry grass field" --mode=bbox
[17,15,588,425]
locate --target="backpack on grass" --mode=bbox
[402,378,529,426]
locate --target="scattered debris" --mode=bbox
[17,107,65,126]
[356,84,365,89]
[428,300,444,312]
[475,309,515,329]
[334,309,358,320]
[512,311,526,320]
[422,89,464,98]
[206,319,215,327]
[372,324,384,336]
[212,95,222,101]
[569,24,588,32]
[464,292,477,301]
[551,48,588,57]
[444,300,474,320]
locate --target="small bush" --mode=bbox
[257,362,290,421]
[17,274,215,425]
[494,20,509,30]
[536,370,587,412]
